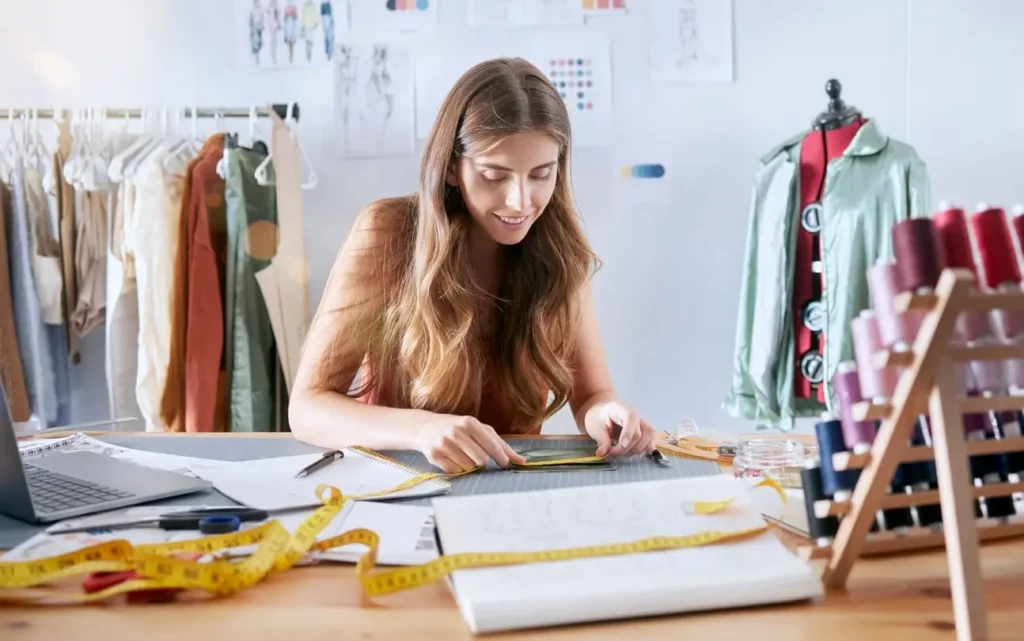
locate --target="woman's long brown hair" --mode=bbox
[321,57,599,432]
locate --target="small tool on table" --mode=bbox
[649,449,671,467]
[52,507,269,534]
[295,449,344,478]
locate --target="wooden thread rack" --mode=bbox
[795,267,1024,641]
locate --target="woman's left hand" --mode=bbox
[583,399,657,458]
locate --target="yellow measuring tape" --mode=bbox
[0,460,784,605]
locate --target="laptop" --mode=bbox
[0,384,212,524]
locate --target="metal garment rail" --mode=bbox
[0,104,300,121]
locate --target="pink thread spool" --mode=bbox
[850,310,899,404]
[867,261,925,352]
[833,361,879,454]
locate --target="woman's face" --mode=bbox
[450,131,560,246]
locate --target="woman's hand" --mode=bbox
[415,415,527,473]
[583,399,657,458]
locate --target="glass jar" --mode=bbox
[732,438,807,488]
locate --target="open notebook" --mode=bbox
[432,474,822,634]
[188,448,450,510]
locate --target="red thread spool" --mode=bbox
[1011,204,1024,252]
[892,218,946,293]
[970,205,1020,289]
[970,204,1024,342]
[934,205,975,271]
[934,202,992,343]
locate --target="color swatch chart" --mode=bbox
[548,58,595,111]
[583,0,627,10]
[386,0,429,10]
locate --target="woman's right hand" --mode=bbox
[415,415,527,473]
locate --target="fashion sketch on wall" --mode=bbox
[240,0,349,69]
[333,42,415,157]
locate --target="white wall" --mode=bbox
[1,0,1022,436]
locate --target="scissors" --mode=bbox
[52,507,268,534]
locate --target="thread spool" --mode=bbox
[892,218,946,293]
[934,204,991,341]
[814,413,859,502]
[978,398,1019,520]
[992,407,1024,482]
[867,261,924,352]
[800,460,839,547]
[1010,204,1024,257]
[970,204,1024,342]
[908,417,943,528]
[849,310,899,403]
[832,361,878,454]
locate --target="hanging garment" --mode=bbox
[54,121,80,364]
[105,179,142,424]
[127,146,185,432]
[160,134,226,433]
[0,183,31,422]
[70,190,107,336]
[258,111,310,395]
[29,164,72,426]
[225,142,278,433]
[724,118,931,429]
[5,162,58,428]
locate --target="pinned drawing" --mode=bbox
[334,42,415,157]
[370,0,438,32]
[239,0,348,69]
[650,0,733,83]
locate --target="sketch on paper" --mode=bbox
[241,0,349,69]
[650,0,733,83]
[334,42,415,157]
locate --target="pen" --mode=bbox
[295,449,344,478]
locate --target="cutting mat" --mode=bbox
[377,438,721,505]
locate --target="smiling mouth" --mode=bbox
[495,213,531,227]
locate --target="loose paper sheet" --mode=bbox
[239,0,349,69]
[19,433,230,477]
[650,0,734,83]
[334,42,416,157]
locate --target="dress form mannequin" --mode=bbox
[793,80,865,402]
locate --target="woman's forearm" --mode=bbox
[288,391,436,451]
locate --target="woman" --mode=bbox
[290,58,657,473]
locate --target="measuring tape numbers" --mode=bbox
[0,462,785,605]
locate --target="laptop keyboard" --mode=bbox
[25,464,136,514]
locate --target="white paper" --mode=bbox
[19,433,230,477]
[319,502,438,566]
[433,475,821,634]
[365,0,438,32]
[414,43,519,139]
[519,0,583,25]
[650,0,734,83]
[525,30,613,147]
[581,0,628,15]
[188,451,450,510]
[334,41,415,157]
[239,0,349,70]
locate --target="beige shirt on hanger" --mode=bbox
[126,145,184,432]
[254,110,310,394]
[24,166,64,326]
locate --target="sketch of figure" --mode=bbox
[265,0,281,65]
[321,1,334,61]
[335,45,359,151]
[300,0,319,63]
[249,0,265,65]
[283,2,299,63]
[361,44,395,140]
[674,0,720,69]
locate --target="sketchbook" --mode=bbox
[17,432,230,477]
[188,447,450,510]
[431,475,822,634]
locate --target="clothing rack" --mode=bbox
[0,104,300,121]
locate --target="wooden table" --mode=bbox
[2,432,1023,640]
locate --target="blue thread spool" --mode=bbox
[909,416,943,528]
[800,460,838,547]
[815,414,858,500]
[199,515,241,535]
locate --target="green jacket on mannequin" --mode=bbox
[724,119,931,430]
